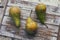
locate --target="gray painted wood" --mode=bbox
[0,36,11,40]
[0,0,60,40]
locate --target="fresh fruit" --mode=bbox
[9,6,21,28]
[35,3,48,28]
[26,17,38,34]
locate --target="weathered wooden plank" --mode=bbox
[0,0,60,40]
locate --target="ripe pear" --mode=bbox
[26,17,38,35]
[9,6,21,28]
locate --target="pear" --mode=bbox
[25,17,38,35]
[9,6,21,28]
[35,3,48,28]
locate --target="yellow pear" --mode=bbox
[26,17,38,34]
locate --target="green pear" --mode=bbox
[35,3,48,28]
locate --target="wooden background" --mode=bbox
[0,0,60,40]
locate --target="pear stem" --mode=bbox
[44,24,48,28]
[30,10,33,17]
